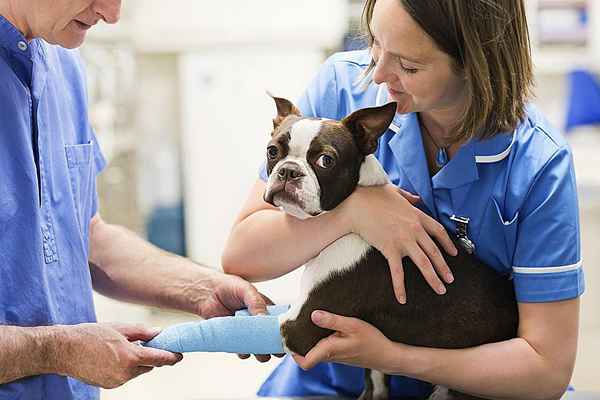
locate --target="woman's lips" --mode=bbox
[388,87,405,97]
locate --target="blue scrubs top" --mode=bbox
[258,50,585,398]
[0,16,105,400]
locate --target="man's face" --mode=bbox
[28,0,122,48]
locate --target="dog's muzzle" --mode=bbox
[264,162,306,206]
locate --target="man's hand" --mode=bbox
[56,323,182,389]
[191,272,284,362]
[193,271,270,319]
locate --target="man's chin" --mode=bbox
[51,32,87,49]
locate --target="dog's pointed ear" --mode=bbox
[341,102,397,155]
[268,92,302,130]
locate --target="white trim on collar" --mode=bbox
[475,132,516,164]
[377,82,516,164]
[513,260,582,274]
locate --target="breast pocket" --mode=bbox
[477,198,519,271]
[65,142,96,236]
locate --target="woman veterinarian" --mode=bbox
[222,0,584,398]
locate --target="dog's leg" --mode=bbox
[359,369,389,400]
[428,386,486,400]
[359,369,374,400]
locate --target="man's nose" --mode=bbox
[93,0,122,24]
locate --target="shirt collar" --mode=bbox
[0,14,33,59]
[377,83,516,191]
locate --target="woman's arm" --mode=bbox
[222,179,457,302]
[294,298,579,400]
[221,180,352,282]
[391,299,579,399]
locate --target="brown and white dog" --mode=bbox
[263,95,518,400]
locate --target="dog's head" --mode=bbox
[263,95,397,219]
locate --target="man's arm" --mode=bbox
[0,323,180,387]
[0,325,60,384]
[89,214,267,318]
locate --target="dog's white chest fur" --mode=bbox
[279,155,389,340]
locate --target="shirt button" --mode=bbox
[17,41,28,51]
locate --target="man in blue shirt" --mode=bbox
[0,1,271,399]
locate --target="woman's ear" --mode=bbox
[341,102,397,155]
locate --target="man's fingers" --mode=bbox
[243,284,269,316]
[113,324,162,342]
[131,366,154,379]
[237,353,251,360]
[254,354,271,363]
[136,347,183,367]
[387,256,407,304]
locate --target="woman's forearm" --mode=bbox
[387,338,572,400]
[222,207,351,282]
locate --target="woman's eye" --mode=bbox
[267,146,279,160]
[316,154,335,169]
[399,61,418,74]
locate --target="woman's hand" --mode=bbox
[291,311,399,372]
[340,184,457,303]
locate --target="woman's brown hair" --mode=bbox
[361,0,534,142]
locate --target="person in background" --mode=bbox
[0,1,272,399]
[222,0,583,398]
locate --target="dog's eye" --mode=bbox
[316,154,335,169]
[267,145,279,160]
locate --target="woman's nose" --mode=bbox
[93,0,122,24]
[372,53,396,86]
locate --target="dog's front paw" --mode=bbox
[279,306,329,357]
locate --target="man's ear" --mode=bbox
[341,102,397,155]
[268,92,302,129]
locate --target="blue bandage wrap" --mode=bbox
[143,305,290,354]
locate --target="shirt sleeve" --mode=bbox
[512,145,585,302]
[258,55,340,182]
[90,128,107,217]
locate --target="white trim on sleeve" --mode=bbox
[513,260,582,274]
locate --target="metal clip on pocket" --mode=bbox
[450,215,475,254]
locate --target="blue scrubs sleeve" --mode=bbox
[259,55,340,182]
[512,146,584,302]
[91,129,107,217]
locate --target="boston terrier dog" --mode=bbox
[263,95,518,400]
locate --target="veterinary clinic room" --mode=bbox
[1,0,600,399]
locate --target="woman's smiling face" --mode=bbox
[370,0,467,115]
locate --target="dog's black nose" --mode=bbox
[277,165,305,181]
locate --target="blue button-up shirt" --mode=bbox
[0,15,105,400]
[258,50,585,399]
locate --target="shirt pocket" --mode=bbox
[477,197,519,271]
[65,142,96,236]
